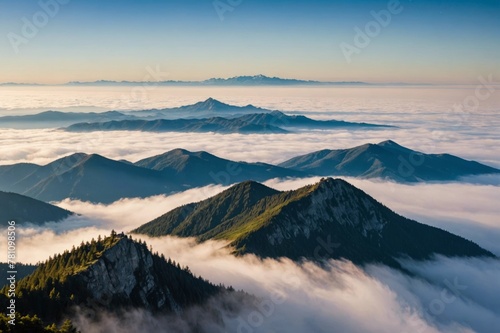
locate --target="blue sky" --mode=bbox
[0,0,499,84]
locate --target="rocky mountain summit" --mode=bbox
[1,233,238,326]
[134,178,495,268]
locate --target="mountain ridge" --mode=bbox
[279,140,500,182]
[0,191,73,224]
[0,232,239,328]
[62,75,368,86]
[0,150,304,203]
[65,108,390,134]
[1,141,497,203]
[133,178,495,268]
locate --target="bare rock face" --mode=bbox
[266,179,388,246]
[80,237,181,313]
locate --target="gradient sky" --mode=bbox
[0,0,499,84]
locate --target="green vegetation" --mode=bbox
[133,178,495,266]
[133,180,323,244]
[0,231,225,326]
[18,233,120,291]
[0,231,123,322]
[0,314,78,333]
[133,181,301,240]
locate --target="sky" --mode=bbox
[0,0,499,84]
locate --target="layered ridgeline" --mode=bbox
[133,178,494,268]
[0,233,242,331]
[1,97,388,131]
[1,141,497,204]
[0,98,262,129]
[0,111,134,129]
[65,75,365,87]
[0,150,303,203]
[136,97,269,118]
[0,191,73,224]
[65,109,390,134]
[0,153,178,203]
[279,140,500,182]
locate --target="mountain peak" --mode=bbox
[219,180,281,206]
[201,97,226,106]
[79,153,114,165]
[378,140,402,147]
[45,153,90,173]
[316,177,349,189]
[164,148,193,156]
[279,141,500,182]
[15,232,224,322]
[228,179,276,194]
[184,98,233,112]
[135,179,494,266]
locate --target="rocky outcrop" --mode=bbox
[80,236,181,314]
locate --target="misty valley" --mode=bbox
[1,90,499,333]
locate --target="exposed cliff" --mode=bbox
[5,233,225,323]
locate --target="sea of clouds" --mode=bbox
[0,86,499,332]
[0,177,496,333]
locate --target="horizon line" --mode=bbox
[0,74,464,86]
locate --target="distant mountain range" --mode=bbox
[0,76,437,87]
[65,109,389,134]
[0,111,135,129]
[64,75,368,86]
[0,141,497,203]
[0,150,304,203]
[0,191,73,224]
[133,178,495,268]
[0,110,130,123]
[0,98,262,129]
[0,233,243,328]
[0,98,390,130]
[279,140,500,182]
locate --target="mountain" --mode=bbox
[24,154,179,203]
[200,75,333,86]
[65,109,389,134]
[0,232,238,328]
[0,153,179,203]
[133,178,494,268]
[65,117,288,134]
[162,97,267,114]
[64,75,367,86]
[0,111,134,129]
[0,150,303,203]
[279,140,500,182]
[236,111,391,129]
[134,148,306,186]
[0,191,73,224]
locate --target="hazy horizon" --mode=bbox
[1,0,499,84]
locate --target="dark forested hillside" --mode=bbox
[134,178,495,268]
[0,232,232,327]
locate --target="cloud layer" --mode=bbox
[0,177,498,333]
[1,86,498,332]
